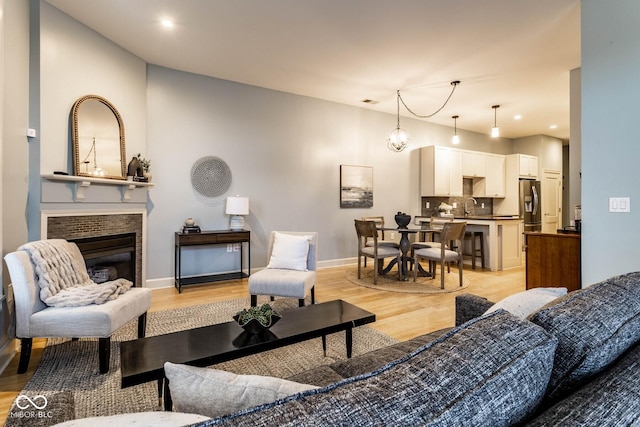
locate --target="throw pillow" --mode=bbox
[164,362,319,418]
[484,287,568,319]
[266,232,311,271]
[529,271,640,401]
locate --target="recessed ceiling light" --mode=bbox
[513,114,522,120]
[161,19,174,28]
[550,124,558,129]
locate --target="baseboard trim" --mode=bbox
[145,258,357,289]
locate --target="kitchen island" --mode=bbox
[415,215,523,271]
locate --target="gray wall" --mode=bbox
[582,0,640,284]
[1,0,30,372]
[146,65,513,282]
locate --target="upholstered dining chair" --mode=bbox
[355,220,401,285]
[4,242,152,374]
[361,216,399,267]
[411,216,454,273]
[248,231,318,307]
[413,221,467,289]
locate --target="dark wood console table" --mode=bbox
[174,230,250,293]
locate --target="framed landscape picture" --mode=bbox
[340,165,373,208]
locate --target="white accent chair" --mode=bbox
[4,248,152,374]
[248,231,318,308]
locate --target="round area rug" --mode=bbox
[345,266,470,294]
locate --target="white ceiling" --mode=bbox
[46,0,580,141]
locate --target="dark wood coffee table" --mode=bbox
[120,299,375,410]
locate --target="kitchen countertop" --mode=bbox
[454,215,522,221]
[415,215,522,223]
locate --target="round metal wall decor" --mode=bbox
[190,156,232,198]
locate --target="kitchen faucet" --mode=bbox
[464,198,477,217]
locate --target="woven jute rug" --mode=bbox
[345,265,470,294]
[7,297,397,425]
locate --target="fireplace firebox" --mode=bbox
[69,233,137,287]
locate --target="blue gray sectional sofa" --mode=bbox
[195,272,640,426]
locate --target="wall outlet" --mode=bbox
[390,232,395,240]
[233,243,241,252]
[227,244,233,252]
[481,202,485,208]
[452,202,457,208]
[426,201,430,209]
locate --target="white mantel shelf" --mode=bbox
[42,174,153,202]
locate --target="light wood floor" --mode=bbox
[0,263,525,422]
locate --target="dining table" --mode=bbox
[379,227,433,281]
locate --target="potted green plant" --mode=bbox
[136,153,151,181]
[233,303,281,334]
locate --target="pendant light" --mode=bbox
[387,80,461,152]
[387,90,409,152]
[491,105,500,138]
[452,115,460,145]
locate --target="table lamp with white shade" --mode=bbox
[226,196,249,230]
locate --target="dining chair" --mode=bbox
[413,221,467,289]
[361,216,399,267]
[354,220,401,285]
[411,216,454,272]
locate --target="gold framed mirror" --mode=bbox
[71,95,126,179]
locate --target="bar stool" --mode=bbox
[464,231,485,269]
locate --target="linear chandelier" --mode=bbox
[387,80,460,152]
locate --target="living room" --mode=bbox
[2,0,640,424]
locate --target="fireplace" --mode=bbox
[44,212,145,288]
[69,233,137,286]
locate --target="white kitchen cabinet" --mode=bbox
[421,146,463,197]
[462,151,486,178]
[471,154,505,198]
[518,154,538,179]
[484,154,506,197]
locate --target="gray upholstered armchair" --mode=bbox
[4,241,152,374]
[248,231,318,307]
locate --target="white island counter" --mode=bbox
[415,216,523,271]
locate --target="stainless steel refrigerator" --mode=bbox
[520,180,541,232]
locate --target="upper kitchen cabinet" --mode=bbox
[421,146,463,197]
[462,151,486,178]
[473,153,506,197]
[518,154,539,179]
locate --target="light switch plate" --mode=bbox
[609,197,631,213]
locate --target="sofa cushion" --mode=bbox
[164,362,318,418]
[198,311,557,426]
[524,343,640,427]
[528,272,640,401]
[484,287,567,319]
[329,328,449,379]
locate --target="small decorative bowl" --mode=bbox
[233,313,281,335]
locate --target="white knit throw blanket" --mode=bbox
[19,239,133,307]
